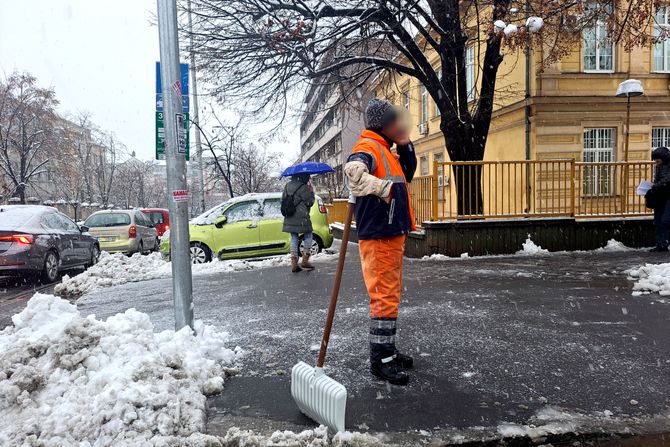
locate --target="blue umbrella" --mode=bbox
[282,161,334,177]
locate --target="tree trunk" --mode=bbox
[451,164,483,217]
[441,125,485,217]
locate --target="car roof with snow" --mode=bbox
[190,192,296,226]
[0,205,58,232]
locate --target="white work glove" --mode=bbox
[344,161,392,199]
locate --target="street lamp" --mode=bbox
[616,79,644,162]
[615,79,644,214]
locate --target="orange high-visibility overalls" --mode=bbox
[349,130,415,364]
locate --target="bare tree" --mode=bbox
[95,132,124,207]
[185,0,662,213]
[233,143,281,194]
[0,72,58,203]
[192,111,247,198]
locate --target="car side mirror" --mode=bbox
[214,215,227,228]
[80,225,90,232]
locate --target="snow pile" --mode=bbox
[54,252,171,297]
[627,262,670,296]
[597,239,633,252]
[497,407,577,441]
[0,294,242,446]
[55,250,338,298]
[516,236,549,255]
[222,426,383,446]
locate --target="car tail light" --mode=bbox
[318,199,327,214]
[0,234,33,245]
[165,225,170,231]
[128,226,137,238]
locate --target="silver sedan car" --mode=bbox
[0,205,100,283]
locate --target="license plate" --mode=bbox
[96,236,114,242]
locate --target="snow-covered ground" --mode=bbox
[55,249,338,298]
[422,237,634,261]
[0,294,242,446]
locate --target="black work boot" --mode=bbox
[370,360,410,386]
[394,351,414,369]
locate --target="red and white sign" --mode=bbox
[171,189,189,203]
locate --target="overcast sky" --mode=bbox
[0,0,299,163]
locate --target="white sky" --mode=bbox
[0,0,300,164]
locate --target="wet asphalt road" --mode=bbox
[66,243,670,444]
[0,276,55,329]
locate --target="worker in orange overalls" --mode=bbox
[344,98,416,385]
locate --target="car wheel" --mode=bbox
[86,245,100,268]
[300,236,322,256]
[190,242,212,264]
[153,237,160,252]
[138,241,144,255]
[41,251,59,283]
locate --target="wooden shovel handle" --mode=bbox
[317,201,355,368]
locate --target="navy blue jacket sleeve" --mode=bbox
[396,142,417,183]
[347,152,374,172]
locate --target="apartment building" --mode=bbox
[372,6,670,182]
[299,77,371,199]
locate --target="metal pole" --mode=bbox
[622,95,632,213]
[186,0,206,214]
[157,0,194,331]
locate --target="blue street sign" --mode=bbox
[155,62,189,112]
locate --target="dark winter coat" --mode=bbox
[346,130,417,240]
[282,179,315,233]
[653,147,670,186]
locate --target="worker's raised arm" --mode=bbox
[396,141,417,183]
[344,152,392,199]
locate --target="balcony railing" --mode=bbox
[407,160,655,226]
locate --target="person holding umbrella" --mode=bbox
[344,98,416,385]
[281,162,334,272]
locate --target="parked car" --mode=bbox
[0,205,100,282]
[84,210,159,255]
[141,208,170,236]
[160,193,333,263]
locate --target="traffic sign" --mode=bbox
[156,111,190,160]
[156,62,190,160]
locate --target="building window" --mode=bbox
[402,88,410,111]
[652,127,670,149]
[420,155,429,176]
[583,128,615,196]
[434,152,445,199]
[466,46,475,101]
[654,7,670,72]
[583,17,613,72]
[420,86,428,124]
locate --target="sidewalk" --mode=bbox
[73,243,670,445]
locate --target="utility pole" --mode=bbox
[156,0,194,331]
[186,0,206,214]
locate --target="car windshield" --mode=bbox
[146,211,164,224]
[84,213,131,227]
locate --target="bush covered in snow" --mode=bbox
[0,294,242,446]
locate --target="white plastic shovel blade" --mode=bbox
[291,361,347,433]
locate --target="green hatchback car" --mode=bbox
[160,193,333,263]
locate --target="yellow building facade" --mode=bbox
[373,8,670,181]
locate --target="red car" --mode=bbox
[141,208,170,236]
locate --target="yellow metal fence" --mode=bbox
[408,160,655,226]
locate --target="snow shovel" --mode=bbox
[291,197,355,433]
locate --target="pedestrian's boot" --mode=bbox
[291,256,302,273]
[370,360,409,385]
[301,254,315,270]
[369,317,410,385]
[394,350,414,369]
